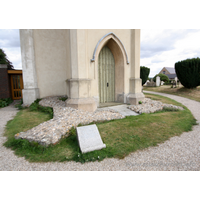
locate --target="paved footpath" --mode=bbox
[0,92,199,171]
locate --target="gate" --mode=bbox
[98,46,115,103]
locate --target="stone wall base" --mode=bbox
[126,93,145,105]
[22,88,40,106]
[93,96,99,107]
[117,93,129,104]
[66,97,97,112]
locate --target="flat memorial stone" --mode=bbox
[76,124,106,153]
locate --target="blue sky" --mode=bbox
[0,29,200,77]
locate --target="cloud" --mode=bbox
[193,51,200,58]
[0,29,21,69]
[141,29,200,59]
[0,29,20,48]
[151,57,165,63]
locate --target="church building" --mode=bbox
[20,29,144,111]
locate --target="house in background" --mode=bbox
[20,29,144,112]
[0,64,23,100]
[159,67,177,80]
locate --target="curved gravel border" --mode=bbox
[0,92,199,171]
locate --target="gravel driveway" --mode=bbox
[0,92,199,171]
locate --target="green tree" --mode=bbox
[0,48,14,70]
[140,66,150,85]
[175,57,200,88]
[153,73,169,82]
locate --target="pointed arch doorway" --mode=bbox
[98,46,115,103]
[93,33,129,105]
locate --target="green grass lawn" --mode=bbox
[3,94,197,163]
[143,85,200,102]
[4,109,52,141]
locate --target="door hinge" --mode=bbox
[107,83,109,87]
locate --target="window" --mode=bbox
[163,71,165,74]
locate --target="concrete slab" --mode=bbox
[99,102,123,108]
[76,124,106,154]
[99,104,139,116]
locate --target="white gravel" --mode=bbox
[0,92,199,171]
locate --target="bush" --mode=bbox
[0,98,13,108]
[153,73,169,82]
[164,80,171,85]
[175,57,200,88]
[140,66,150,85]
[59,96,68,101]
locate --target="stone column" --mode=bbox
[175,77,177,86]
[19,29,39,105]
[127,29,145,105]
[66,30,97,112]
[156,76,160,86]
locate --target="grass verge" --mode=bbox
[143,85,200,102]
[3,94,197,163]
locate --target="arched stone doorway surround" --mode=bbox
[91,32,129,105]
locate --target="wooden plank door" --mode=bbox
[10,74,24,100]
[98,46,115,103]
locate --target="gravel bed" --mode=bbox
[0,92,199,171]
[128,98,183,114]
[14,97,125,146]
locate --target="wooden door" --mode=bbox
[98,46,115,103]
[10,74,23,100]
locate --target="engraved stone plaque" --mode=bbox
[76,124,106,153]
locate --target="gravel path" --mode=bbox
[0,92,199,171]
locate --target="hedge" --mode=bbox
[140,66,150,85]
[175,57,200,88]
